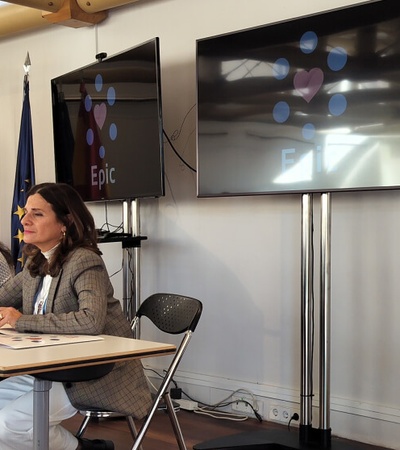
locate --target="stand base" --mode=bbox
[193,429,378,450]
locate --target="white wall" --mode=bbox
[1,0,399,448]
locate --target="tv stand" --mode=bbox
[194,194,380,450]
[193,426,382,450]
[97,231,147,246]
[97,200,145,324]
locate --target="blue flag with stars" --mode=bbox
[11,77,35,272]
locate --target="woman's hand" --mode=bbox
[0,307,22,328]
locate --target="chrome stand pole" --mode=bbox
[131,199,141,337]
[300,193,314,432]
[122,200,132,319]
[319,193,332,444]
[122,199,141,330]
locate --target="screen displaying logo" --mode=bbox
[84,74,117,192]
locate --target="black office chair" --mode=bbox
[75,292,203,450]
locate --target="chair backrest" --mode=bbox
[132,293,202,335]
[128,293,202,450]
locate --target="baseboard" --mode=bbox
[144,364,400,449]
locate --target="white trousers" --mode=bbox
[0,375,79,450]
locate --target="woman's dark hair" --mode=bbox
[0,242,15,274]
[23,182,101,276]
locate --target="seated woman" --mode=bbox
[0,183,152,450]
[0,242,14,288]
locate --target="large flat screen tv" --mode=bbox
[196,0,400,197]
[51,38,164,202]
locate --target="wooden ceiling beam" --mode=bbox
[42,0,108,27]
[76,0,139,14]
[1,0,63,13]
[0,0,141,37]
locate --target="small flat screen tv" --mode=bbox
[51,37,164,202]
[196,0,400,197]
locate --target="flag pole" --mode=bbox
[24,51,31,80]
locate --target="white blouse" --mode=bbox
[33,245,58,315]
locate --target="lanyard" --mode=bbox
[34,275,52,315]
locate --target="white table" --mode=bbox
[0,335,176,450]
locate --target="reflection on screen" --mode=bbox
[197,0,400,196]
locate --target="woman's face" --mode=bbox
[21,193,66,252]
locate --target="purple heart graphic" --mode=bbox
[294,68,324,103]
[94,103,107,129]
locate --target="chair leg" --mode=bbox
[130,393,163,450]
[75,414,91,439]
[164,393,187,450]
[126,416,144,450]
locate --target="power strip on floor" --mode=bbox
[175,399,199,411]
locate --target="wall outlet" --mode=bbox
[269,404,298,424]
[231,395,262,416]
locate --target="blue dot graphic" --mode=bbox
[302,123,316,140]
[300,31,318,54]
[84,95,92,112]
[273,29,349,139]
[107,87,116,106]
[273,101,290,123]
[95,74,103,92]
[109,123,117,140]
[86,128,94,145]
[99,146,105,159]
[328,47,348,72]
[329,94,347,116]
[273,58,290,80]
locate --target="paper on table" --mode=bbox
[0,326,103,349]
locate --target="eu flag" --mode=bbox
[11,77,35,272]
